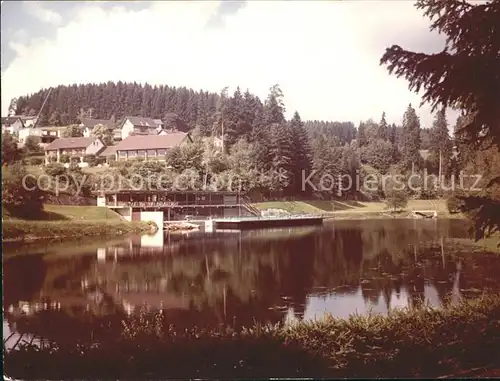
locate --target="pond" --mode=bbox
[3,219,500,347]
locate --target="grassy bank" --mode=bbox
[2,219,157,243]
[3,204,123,221]
[2,204,157,243]
[252,199,464,219]
[4,296,500,379]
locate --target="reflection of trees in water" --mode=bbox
[4,220,499,344]
[3,255,47,309]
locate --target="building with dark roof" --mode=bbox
[44,137,105,164]
[1,117,24,134]
[113,132,192,161]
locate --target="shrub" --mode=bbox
[2,131,22,165]
[30,157,44,166]
[3,296,500,379]
[83,154,97,166]
[95,157,107,166]
[384,179,409,212]
[2,163,44,218]
[44,162,66,177]
[447,195,465,214]
[68,161,81,172]
[24,135,42,153]
[70,156,81,163]
[59,154,70,164]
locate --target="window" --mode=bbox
[157,149,167,156]
[147,150,156,156]
[128,151,137,157]
[138,150,146,156]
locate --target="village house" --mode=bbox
[1,117,25,134]
[80,118,117,139]
[45,136,105,164]
[20,116,38,127]
[119,116,164,140]
[113,132,192,161]
[18,126,66,146]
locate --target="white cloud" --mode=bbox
[2,0,457,127]
[22,1,62,25]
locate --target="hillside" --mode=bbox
[14,82,220,132]
[13,82,360,143]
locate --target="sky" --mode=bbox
[1,0,459,128]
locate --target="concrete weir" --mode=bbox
[205,215,324,231]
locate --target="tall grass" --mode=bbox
[4,295,500,379]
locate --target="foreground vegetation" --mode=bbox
[4,296,500,379]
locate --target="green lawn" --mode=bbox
[41,204,122,221]
[252,199,453,216]
[3,204,122,221]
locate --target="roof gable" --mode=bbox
[123,116,158,128]
[2,117,23,127]
[81,118,114,129]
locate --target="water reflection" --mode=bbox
[3,219,500,345]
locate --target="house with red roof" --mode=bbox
[112,132,192,161]
[44,136,105,164]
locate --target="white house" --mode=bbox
[18,126,65,146]
[119,116,162,140]
[1,117,24,135]
[18,128,42,145]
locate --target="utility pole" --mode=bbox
[221,117,224,154]
[219,86,228,154]
[438,149,443,186]
[32,87,52,129]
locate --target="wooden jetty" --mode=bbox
[205,215,324,232]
